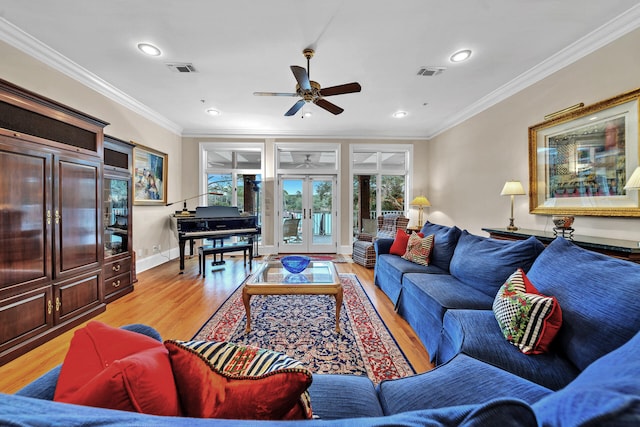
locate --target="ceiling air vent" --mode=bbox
[417,66,445,77]
[166,63,198,73]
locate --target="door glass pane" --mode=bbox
[104,178,129,257]
[282,179,302,245]
[312,179,332,245]
[353,174,377,238]
[207,174,232,206]
[381,175,405,215]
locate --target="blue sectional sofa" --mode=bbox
[3,227,640,425]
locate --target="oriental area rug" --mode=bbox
[193,274,414,384]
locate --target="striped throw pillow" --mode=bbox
[493,268,563,354]
[402,233,434,266]
[165,340,313,420]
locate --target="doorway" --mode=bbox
[278,175,337,253]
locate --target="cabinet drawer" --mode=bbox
[54,272,102,324]
[104,271,131,297]
[104,258,131,279]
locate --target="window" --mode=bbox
[351,146,412,238]
[200,144,264,229]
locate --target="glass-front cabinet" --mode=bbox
[103,136,134,302]
[104,177,129,257]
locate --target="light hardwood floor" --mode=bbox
[0,254,432,394]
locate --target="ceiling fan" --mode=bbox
[254,48,361,116]
[296,154,315,168]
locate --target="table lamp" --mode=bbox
[411,195,431,227]
[500,181,526,231]
[623,166,640,191]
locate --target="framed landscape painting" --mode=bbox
[529,88,640,217]
[133,143,167,205]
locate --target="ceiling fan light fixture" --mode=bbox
[137,42,162,57]
[393,111,408,118]
[206,108,220,116]
[303,111,312,118]
[450,49,472,63]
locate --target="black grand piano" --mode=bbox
[170,206,260,272]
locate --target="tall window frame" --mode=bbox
[199,142,264,227]
[350,144,413,239]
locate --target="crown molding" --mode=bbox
[0,17,183,136]
[427,3,640,139]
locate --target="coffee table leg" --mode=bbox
[242,288,252,333]
[334,287,343,333]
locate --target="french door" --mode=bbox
[278,175,337,253]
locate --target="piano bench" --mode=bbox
[198,243,253,276]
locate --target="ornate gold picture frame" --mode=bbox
[529,88,640,217]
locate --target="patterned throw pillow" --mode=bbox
[493,268,563,354]
[165,340,313,420]
[402,233,434,266]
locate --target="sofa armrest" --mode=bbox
[377,353,551,415]
[374,238,394,255]
[15,323,162,400]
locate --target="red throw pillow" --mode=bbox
[390,229,424,256]
[165,340,313,420]
[53,321,181,416]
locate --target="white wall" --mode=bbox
[0,40,183,272]
[427,27,640,242]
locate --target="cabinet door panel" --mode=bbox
[54,272,102,323]
[0,139,51,290]
[0,286,52,353]
[56,157,101,276]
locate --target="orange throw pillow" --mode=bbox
[165,340,313,420]
[53,321,181,416]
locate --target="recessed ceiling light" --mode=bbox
[137,43,161,57]
[393,111,408,118]
[450,49,472,63]
[206,108,220,116]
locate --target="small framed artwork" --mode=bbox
[133,143,168,205]
[529,88,640,217]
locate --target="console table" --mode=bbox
[482,227,640,264]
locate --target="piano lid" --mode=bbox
[195,206,242,218]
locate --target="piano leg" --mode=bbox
[178,239,186,273]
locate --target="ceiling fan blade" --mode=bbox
[253,91,297,97]
[290,65,311,91]
[319,82,362,97]
[285,99,306,116]
[314,98,344,115]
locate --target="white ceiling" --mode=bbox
[1,1,639,139]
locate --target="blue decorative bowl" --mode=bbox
[281,255,310,274]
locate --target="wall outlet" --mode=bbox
[152,245,160,253]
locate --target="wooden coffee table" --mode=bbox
[242,260,343,333]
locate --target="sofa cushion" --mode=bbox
[533,331,640,425]
[493,268,562,354]
[526,237,640,372]
[449,231,544,298]
[398,273,494,361]
[53,321,181,416]
[308,374,384,420]
[165,340,313,420]
[373,253,447,306]
[401,233,434,265]
[420,222,462,272]
[441,309,580,390]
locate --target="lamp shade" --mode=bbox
[500,181,526,196]
[410,195,431,207]
[623,166,640,190]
